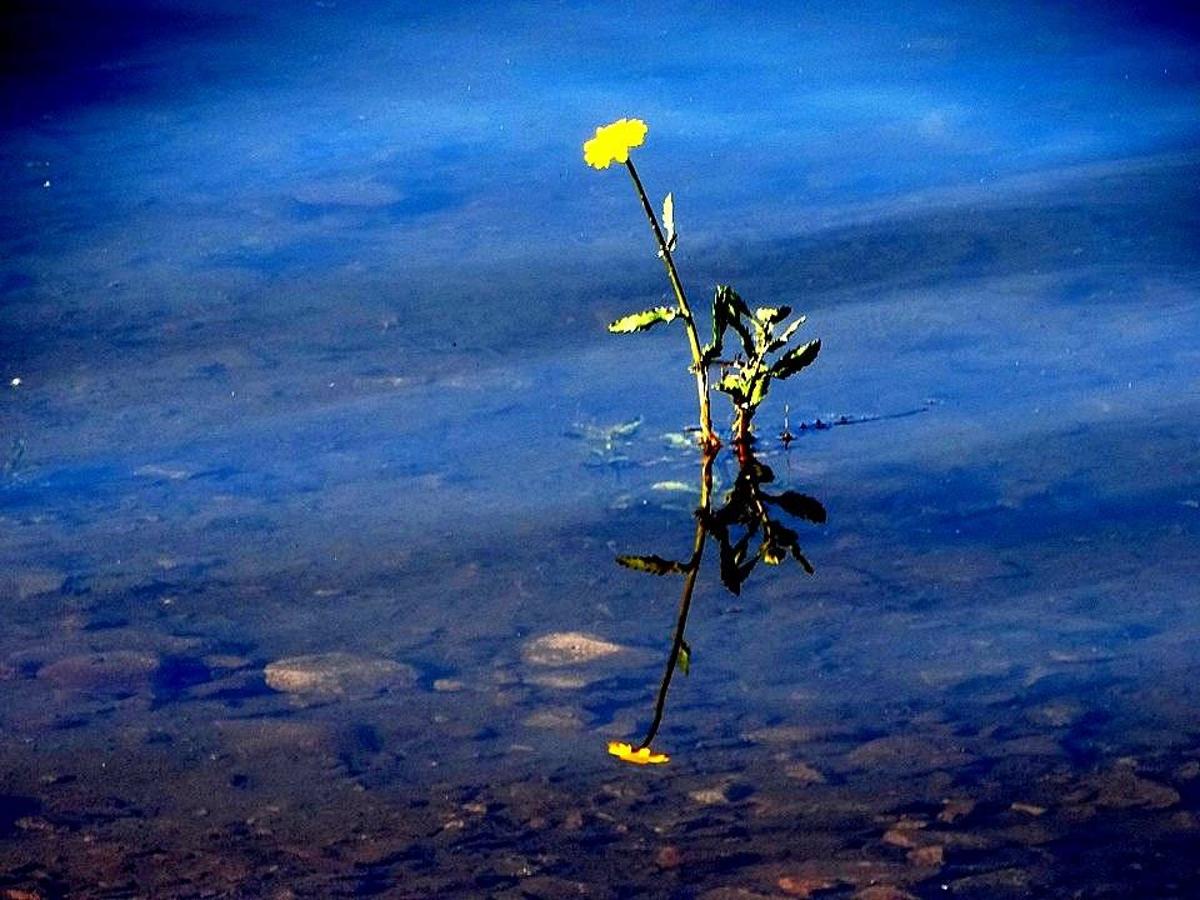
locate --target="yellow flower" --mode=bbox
[583,118,648,170]
[607,740,670,765]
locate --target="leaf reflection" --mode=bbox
[614,447,825,756]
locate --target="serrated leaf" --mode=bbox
[769,338,821,378]
[717,373,748,403]
[616,554,689,576]
[767,491,827,523]
[718,285,751,318]
[679,640,691,676]
[766,316,806,353]
[754,305,791,326]
[607,306,678,334]
[717,373,746,393]
[705,289,729,362]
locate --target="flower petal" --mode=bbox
[583,118,649,170]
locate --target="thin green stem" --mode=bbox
[623,159,718,450]
[637,448,716,750]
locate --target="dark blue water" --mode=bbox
[2,2,1199,896]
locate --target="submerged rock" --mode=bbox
[521,632,631,667]
[854,888,919,900]
[1090,765,1180,810]
[525,671,605,690]
[264,653,416,698]
[783,761,826,785]
[688,785,733,806]
[518,632,642,691]
[215,718,339,756]
[2,568,65,600]
[38,651,160,694]
[947,867,1041,897]
[846,733,974,774]
[522,708,585,731]
[937,798,976,824]
[906,845,944,868]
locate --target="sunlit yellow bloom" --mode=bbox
[583,118,648,170]
[607,740,670,765]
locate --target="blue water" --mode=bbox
[2,2,1199,896]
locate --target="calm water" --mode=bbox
[2,2,1199,897]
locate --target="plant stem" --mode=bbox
[637,447,716,750]
[732,407,752,453]
[624,159,719,450]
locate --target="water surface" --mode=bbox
[2,2,1199,896]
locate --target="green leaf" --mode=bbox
[717,373,747,393]
[769,338,821,379]
[766,316,806,354]
[679,641,691,676]
[716,373,748,403]
[754,305,791,326]
[716,287,755,357]
[719,285,751,318]
[607,306,678,334]
[616,554,689,576]
[705,288,729,362]
[748,373,772,409]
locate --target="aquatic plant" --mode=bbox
[584,117,827,763]
[584,118,717,449]
[706,286,821,450]
[584,118,821,448]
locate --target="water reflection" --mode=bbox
[612,445,825,757]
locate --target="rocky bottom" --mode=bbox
[1,709,1197,899]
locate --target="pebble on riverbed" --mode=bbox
[263,652,416,699]
[519,631,642,691]
[520,631,631,666]
[38,651,160,695]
